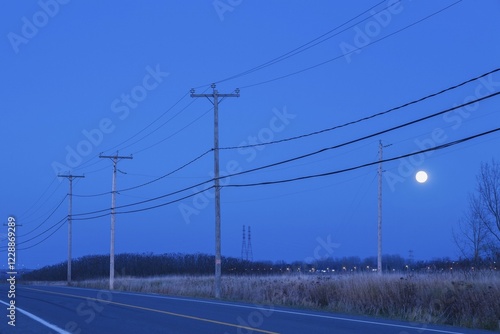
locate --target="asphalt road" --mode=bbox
[0,284,493,334]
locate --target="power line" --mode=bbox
[67,1,389,178]
[0,216,68,250]
[73,148,213,198]
[70,66,497,200]
[208,0,388,86]
[16,219,67,252]
[120,149,213,192]
[37,0,462,214]
[131,106,213,155]
[19,1,461,224]
[104,91,191,153]
[115,186,215,215]
[73,91,193,173]
[118,91,201,153]
[72,176,213,218]
[74,88,210,173]
[223,128,500,188]
[220,67,500,150]
[240,1,462,89]
[18,126,497,252]
[72,186,215,220]
[20,194,68,237]
[68,127,500,220]
[20,177,63,223]
[71,212,110,221]
[217,91,500,182]
[19,176,58,220]
[70,91,500,220]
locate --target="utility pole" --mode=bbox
[377,141,383,275]
[377,140,390,275]
[58,174,85,284]
[190,84,240,299]
[99,153,132,290]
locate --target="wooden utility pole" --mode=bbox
[377,141,383,275]
[190,84,240,298]
[377,141,391,274]
[58,174,85,284]
[99,153,132,290]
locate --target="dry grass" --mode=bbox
[70,272,500,330]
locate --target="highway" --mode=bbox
[0,284,493,333]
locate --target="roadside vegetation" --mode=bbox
[70,272,500,330]
[22,253,500,331]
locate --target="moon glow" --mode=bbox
[416,171,428,183]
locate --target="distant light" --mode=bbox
[415,170,428,183]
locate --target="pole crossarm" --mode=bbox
[99,154,133,161]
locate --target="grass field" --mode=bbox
[66,271,500,330]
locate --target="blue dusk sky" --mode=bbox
[1,0,500,269]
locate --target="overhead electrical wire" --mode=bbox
[105,90,191,153]
[20,194,68,237]
[72,186,215,220]
[224,128,500,188]
[22,1,461,218]
[70,91,500,219]
[77,127,500,217]
[14,87,498,250]
[120,148,213,192]
[72,148,213,198]
[17,219,67,251]
[0,216,67,251]
[220,67,500,150]
[131,106,213,155]
[72,176,214,218]
[20,1,460,200]
[116,186,215,215]
[73,89,204,173]
[240,0,462,89]
[208,0,388,86]
[20,176,63,222]
[216,91,500,182]
[19,176,57,220]
[119,90,206,153]
[71,68,500,199]
[10,125,499,250]
[12,1,484,254]
[14,116,499,248]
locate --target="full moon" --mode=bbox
[415,171,428,183]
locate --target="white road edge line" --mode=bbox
[95,290,464,334]
[34,286,466,334]
[0,300,70,334]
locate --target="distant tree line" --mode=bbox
[21,252,498,281]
